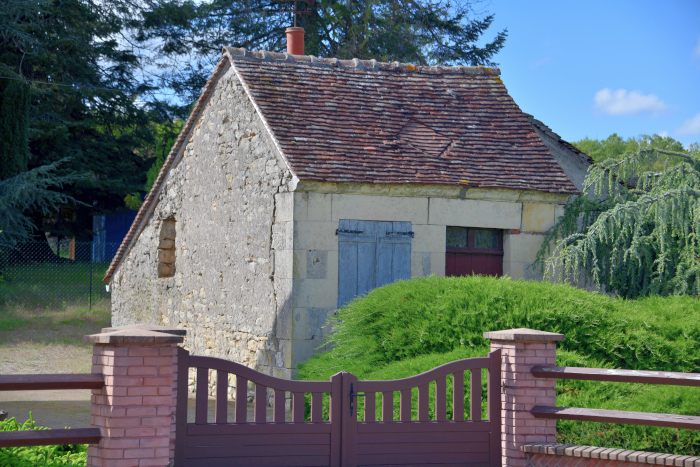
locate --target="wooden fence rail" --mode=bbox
[0,374,104,391]
[530,365,700,430]
[0,374,103,448]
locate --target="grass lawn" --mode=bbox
[0,261,111,373]
[297,275,700,455]
[0,261,111,313]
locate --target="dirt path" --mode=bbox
[0,332,280,428]
[0,305,109,428]
[0,343,96,429]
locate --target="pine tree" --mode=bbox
[136,0,507,115]
[0,78,30,180]
[0,0,166,243]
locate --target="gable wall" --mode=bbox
[110,65,295,390]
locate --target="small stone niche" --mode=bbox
[157,218,176,278]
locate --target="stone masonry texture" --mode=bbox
[109,48,586,392]
[111,64,295,395]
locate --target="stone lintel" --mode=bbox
[101,324,187,336]
[483,328,565,342]
[85,328,185,345]
[520,443,698,467]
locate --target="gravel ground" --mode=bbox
[0,326,277,428]
[0,305,108,428]
[0,343,95,429]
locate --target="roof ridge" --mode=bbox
[524,113,594,164]
[223,46,501,76]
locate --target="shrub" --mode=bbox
[297,275,700,454]
[0,414,87,467]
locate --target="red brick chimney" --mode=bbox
[286,27,305,55]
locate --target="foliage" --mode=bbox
[536,145,700,298]
[0,0,170,239]
[135,0,507,114]
[0,161,83,247]
[297,275,700,379]
[144,120,185,192]
[0,414,87,466]
[124,119,185,209]
[297,275,700,454]
[573,133,692,171]
[0,77,30,180]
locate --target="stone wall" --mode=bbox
[286,186,571,367]
[111,64,295,388]
[111,64,579,382]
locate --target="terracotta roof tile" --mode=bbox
[226,47,578,194]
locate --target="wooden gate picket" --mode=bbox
[175,348,501,467]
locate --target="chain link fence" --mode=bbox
[0,240,120,312]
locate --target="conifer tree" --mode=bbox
[0,0,165,245]
[537,145,700,298]
[0,79,30,180]
[136,0,507,115]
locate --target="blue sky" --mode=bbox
[480,0,700,147]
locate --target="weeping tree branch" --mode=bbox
[535,146,700,298]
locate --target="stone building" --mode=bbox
[104,47,589,380]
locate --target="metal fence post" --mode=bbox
[89,239,93,312]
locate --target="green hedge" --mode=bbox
[297,275,700,454]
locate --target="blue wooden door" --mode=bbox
[337,220,412,308]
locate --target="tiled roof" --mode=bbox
[104,48,578,282]
[525,114,594,165]
[228,47,579,193]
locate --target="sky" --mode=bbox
[479,0,700,147]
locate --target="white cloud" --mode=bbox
[695,36,700,57]
[593,88,667,116]
[658,130,669,138]
[675,112,700,135]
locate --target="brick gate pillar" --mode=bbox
[85,325,185,467]
[484,328,564,467]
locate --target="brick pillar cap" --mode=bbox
[85,328,185,345]
[101,324,186,336]
[483,328,565,342]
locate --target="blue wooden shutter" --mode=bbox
[337,220,377,308]
[377,221,412,288]
[337,220,412,308]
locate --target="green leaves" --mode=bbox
[298,275,700,381]
[297,276,700,454]
[0,414,87,467]
[537,141,700,298]
[0,160,84,246]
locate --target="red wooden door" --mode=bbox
[445,227,503,277]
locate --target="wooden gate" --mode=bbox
[174,348,501,467]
